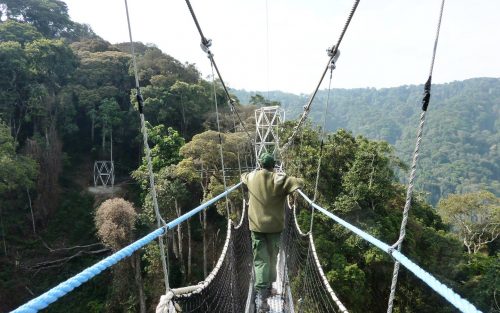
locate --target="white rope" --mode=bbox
[310,59,337,233]
[309,233,349,313]
[288,198,349,312]
[172,216,233,299]
[386,3,446,312]
[123,0,170,291]
[210,63,230,217]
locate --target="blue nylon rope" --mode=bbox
[297,190,482,313]
[12,183,241,313]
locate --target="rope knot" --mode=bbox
[387,245,398,262]
[136,89,145,114]
[421,76,432,111]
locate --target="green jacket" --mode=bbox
[241,169,304,233]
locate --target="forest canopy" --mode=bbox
[0,1,498,313]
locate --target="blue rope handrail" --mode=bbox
[12,182,241,313]
[297,189,482,313]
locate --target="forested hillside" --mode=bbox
[1,1,498,313]
[233,78,500,204]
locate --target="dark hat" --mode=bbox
[259,152,275,169]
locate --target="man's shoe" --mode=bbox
[257,301,270,313]
[255,289,271,313]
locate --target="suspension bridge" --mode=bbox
[11,0,486,312]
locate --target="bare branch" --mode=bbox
[27,248,110,271]
[40,239,104,253]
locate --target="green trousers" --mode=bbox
[251,231,281,291]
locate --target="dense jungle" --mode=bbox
[0,1,498,312]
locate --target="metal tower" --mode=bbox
[93,160,115,187]
[254,105,285,167]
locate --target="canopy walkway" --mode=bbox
[12,184,482,313]
[9,0,488,312]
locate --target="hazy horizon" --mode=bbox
[64,0,500,94]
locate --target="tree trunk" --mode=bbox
[110,127,113,162]
[172,228,179,259]
[132,253,146,313]
[102,124,106,155]
[187,217,192,280]
[175,199,185,282]
[200,163,208,277]
[45,127,50,146]
[202,210,207,277]
[27,188,36,235]
[0,207,6,255]
[180,93,187,138]
[91,114,95,143]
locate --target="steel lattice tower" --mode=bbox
[254,105,285,167]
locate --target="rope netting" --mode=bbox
[279,201,348,313]
[158,204,253,313]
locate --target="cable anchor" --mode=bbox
[327,45,341,70]
[201,38,212,54]
[228,99,236,112]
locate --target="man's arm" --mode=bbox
[241,172,249,185]
[284,176,304,194]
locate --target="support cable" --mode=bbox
[298,58,337,302]
[265,0,270,100]
[183,0,254,147]
[230,113,247,203]
[123,0,170,291]
[210,63,230,217]
[297,62,336,306]
[281,0,360,154]
[310,57,337,233]
[386,1,446,312]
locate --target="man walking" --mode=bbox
[241,152,303,312]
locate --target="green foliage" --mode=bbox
[0,20,42,45]
[135,47,199,85]
[147,125,185,172]
[25,38,78,86]
[454,253,500,312]
[249,93,280,107]
[0,120,37,193]
[1,0,73,37]
[140,78,212,138]
[237,78,500,205]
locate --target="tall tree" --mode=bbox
[0,0,72,37]
[438,191,500,254]
[96,98,122,158]
[0,20,42,45]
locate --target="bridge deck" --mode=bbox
[268,281,284,313]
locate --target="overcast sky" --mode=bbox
[63,0,500,95]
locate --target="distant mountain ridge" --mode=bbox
[231,77,500,204]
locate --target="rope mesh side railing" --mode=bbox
[297,189,483,313]
[160,204,252,313]
[12,184,241,313]
[280,201,348,313]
